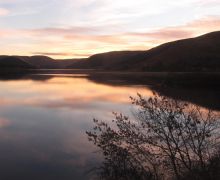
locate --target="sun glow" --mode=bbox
[0,0,220,58]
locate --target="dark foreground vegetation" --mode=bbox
[87,94,220,180]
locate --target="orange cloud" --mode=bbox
[126,29,193,41]
[31,52,91,58]
[1,16,220,58]
[119,16,220,47]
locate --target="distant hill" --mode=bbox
[67,51,142,69]
[56,58,87,69]
[0,56,34,69]
[22,56,58,69]
[0,55,86,69]
[69,31,220,72]
[1,31,220,72]
[23,56,86,69]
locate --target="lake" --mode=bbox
[0,72,220,179]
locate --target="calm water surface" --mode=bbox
[1,73,220,179]
[0,74,157,180]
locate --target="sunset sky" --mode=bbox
[0,0,220,59]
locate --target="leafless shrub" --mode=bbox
[87,93,220,180]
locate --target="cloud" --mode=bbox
[30,26,97,35]
[0,8,9,16]
[31,52,91,58]
[198,0,220,6]
[1,16,220,58]
[125,29,193,42]
[187,16,220,29]
[122,16,220,43]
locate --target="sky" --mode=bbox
[0,0,220,59]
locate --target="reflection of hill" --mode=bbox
[0,71,220,111]
[87,72,220,111]
[0,74,53,81]
[88,72,220,87]
[150,86,220,111]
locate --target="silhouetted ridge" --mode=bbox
[0,55,86,69]
[69,31,220,72]
[126,31,220,71]
[1,31,220,72]
[67,51,142,69]
[24,56,86,69]
[0,56,34,69]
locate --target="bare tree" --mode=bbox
[87,93,220,180]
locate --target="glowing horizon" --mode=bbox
[1,0,220,59]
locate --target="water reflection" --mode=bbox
[0,73,219,179]
[87,94,220,180]
[0,74,154,180]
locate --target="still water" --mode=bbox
[0,73,219,179]
[0,74,155,180]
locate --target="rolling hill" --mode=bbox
[69,31,220,72]
[22,56,86,69]
[67,51,142,69]
[0,56,35,69]
[0,55,85,69]
[1,31,220,72]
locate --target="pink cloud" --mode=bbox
[0,118,11,128]
[0,8,10,16]
[30,26,97,35]
[31,52,91,58]
[2,16,220,42]
[125,30,193,41]
[1,16,220,58]
[122,16,220,44]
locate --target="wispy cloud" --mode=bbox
[0,8,9,16]
[122,16,220,43]
[31,52,91,58]
[0,16,220,58]
[198,0,220,6]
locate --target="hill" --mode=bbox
[0,55,85,69]
[23,56,86,69]
[21,56,58,69]
[1,31,220,72]
[69,31,220,72]
[0,56,34,69]
[67,51,142,69]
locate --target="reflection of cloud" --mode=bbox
[0,98,15,106]
[0,118,11,128]
[0,77,153,110]
[0,114,99,179]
